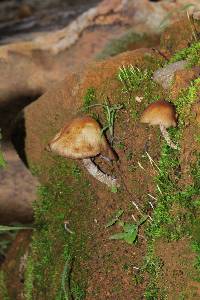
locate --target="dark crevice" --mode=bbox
[0,92,42,166]
[11,112,27,167]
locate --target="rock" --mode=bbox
[0,142,38,224]
[153,60,187,89]
[17,4,33,20]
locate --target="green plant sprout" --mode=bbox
[0,225,33,232]
[86,98,123,144]
[101,98,123,143]
[109,215,148,245]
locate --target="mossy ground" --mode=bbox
[0,271,9,300]
[24,157,95,300]
[81,42,200,298]
[96,30,160,60]
[119,47,200,298]
[1,22,200,299]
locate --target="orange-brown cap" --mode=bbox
[140,100,177,128]
[48,116,116,160]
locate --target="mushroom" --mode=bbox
[47,116,119,188]
[140,100,178,149]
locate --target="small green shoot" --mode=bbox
[86,98,123,143]
[105,209,124,228]
[0,225,33,231]
[101,98,123,141]
[109,215,148,244]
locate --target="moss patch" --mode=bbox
[0,271,9,300]
[169,41,200,67]
[24,158,95,300]
[96,30,159,60]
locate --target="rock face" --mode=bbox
[0,142,38,224]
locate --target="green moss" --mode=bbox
[143,243,164,300]
[71,282,86,300]
[96,31,147,60]
[24,157,95,299]
[174,77,200,129]
[0,271,9,300]
[144,77,200,296]
[24,257,34,300]
[118,48,200,297]
[117,65,165,119]
[82,87,97,113]
[169,41,200,67]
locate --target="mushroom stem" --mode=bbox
[159,124,178,150]
[82,158,119,188]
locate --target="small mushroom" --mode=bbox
[140,100,178,149]
[47,116,119,188]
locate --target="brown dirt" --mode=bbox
[155,237,200,299]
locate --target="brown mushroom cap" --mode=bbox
[140,100,177,128]
[48,116,116,160]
